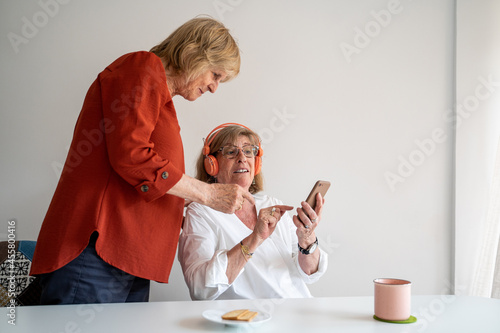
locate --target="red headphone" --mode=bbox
[203,123,263,176]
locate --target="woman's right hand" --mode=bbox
[206,183,255,214]
[252,205,294,243]
[227,204,292,283]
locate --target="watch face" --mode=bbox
[298,237,318,254]
[308,243,317,254]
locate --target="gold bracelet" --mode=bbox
[240,246,249,262]
[240,241,254,258]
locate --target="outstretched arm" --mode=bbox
[168,174,255,214]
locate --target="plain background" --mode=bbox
[455,0,500,296]
[0,0,494,301]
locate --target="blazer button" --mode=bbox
[141,185,149,192]
[162,171,169,179]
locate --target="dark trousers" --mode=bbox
[39,233,150,305]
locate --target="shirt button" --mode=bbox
[161,171,169,179]
[141,185,149,192]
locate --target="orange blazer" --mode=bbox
[31,52,185,283]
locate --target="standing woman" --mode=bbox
[31,17,253,304]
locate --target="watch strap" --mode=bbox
[298,237,318,255]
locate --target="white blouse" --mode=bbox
[178,194,328,300]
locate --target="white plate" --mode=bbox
[202,309,271,327]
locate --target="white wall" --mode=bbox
[455,0,500,296]
[1,0,455,301]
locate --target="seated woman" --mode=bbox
[178,123,328,300]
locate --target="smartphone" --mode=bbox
[305,180,331,209]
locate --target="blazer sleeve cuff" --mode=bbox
[134,163,183,202]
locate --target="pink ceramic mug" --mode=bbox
[374,278,411,321]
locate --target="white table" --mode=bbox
[2,295,499,332]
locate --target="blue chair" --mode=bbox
[0,240,41,306]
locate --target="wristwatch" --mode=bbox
[298,237,318,255]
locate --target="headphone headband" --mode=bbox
[204,123,258,151]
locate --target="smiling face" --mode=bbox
[215,135,256,191]
[174,69,227,101]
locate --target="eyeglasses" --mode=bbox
[218,144,259,159]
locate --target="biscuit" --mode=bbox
[221,309,249,320]
[237,310,258,322]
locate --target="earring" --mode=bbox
[252,178,256,185]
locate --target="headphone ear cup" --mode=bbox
[254,156,262,175]
[254,146,263,175]
[204,155,219,176]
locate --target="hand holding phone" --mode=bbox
[293,180,330,245]
[305,180,330,209]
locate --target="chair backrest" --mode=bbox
[0,240,41,306]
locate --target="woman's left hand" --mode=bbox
[293,193,324,248]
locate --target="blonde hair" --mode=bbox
[150,16,240,83]
[195,125,264,194]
